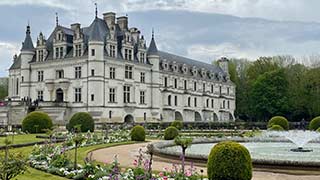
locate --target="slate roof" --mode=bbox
[9,55,21,70]
[87,18,109,42]
[21,25,35,51]
[147,37,158,56]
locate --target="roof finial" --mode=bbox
[55,12,59,26]
[95,2,98,18]
[152,28,154,39]
[26,21,31,34]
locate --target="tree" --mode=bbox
[250,69,290,121]
[304,67,320,117]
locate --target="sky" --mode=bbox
[1,0,320,76]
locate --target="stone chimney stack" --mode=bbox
[117,16,128,31]
[103,12,116,28]
[130,27,140,44]
[71,23,81,31]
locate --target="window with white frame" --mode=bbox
[123,86,130,103]
[110,67,116,79]
[75,44,82,56]
[125,65,133,79]
[110,45,116,57]
[37,90,43,101]
[37,71,44,82]
[140,72,145,83]
[59,47,63,58]
[56,70,64,79]
[140,91,145,104]
[75,88,81,102]
[139,52,145,63]
[75,66,81,79]
[109,88,116,103]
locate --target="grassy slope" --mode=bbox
[0,134,44,146]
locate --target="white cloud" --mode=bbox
[0,42,20,76]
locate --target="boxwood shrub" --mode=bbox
[131,125,146,141]
[207,141,252,180]
[164,126,179,140]
[267,116,289,130]
[170,120,183,130]
[22,111,53,133]
[67,112,94,132]
[268,125,284,131]
[309,116,320,131]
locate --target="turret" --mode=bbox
[20,24,35,98]
[147,30,159,70]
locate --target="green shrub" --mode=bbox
[22,111,53,133]
[131,125,146,141]
[164,126,179,140]
[207,141,252,180]
[316,127,320,132]
[170,120,183,130]
[309,116,320,131]
[268,125,284,131]
[67,112,94,132]
[267,116,289,130]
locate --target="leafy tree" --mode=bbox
[250,69,290,121]
[174,137,193,174]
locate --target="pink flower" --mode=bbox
[158,172,164,177]
[133,159,138,166]
[103,160,108,164]
[185,170,192,177]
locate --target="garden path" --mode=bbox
[91,141,320,180]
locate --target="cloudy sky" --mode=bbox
[1,0,320,76]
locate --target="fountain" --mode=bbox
[265,130,320,152]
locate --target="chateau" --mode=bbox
[6,11,235,126]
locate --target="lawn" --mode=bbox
[0,134,44,146]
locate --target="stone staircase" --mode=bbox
[36,107,68,126]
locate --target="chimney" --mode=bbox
[130,27,140,44]
[117,16,128,31]
[71,23,81,31]
[103,12,116,28]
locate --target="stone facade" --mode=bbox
[7,11,235,125]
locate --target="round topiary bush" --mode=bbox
[267,116,289,130]
[268,124,284,131]
[316,127,320,132]
[309,116,320,131]
[170,120,183,130]
[22,111,53,133]
[131,125,146,141]
[164,126,179,140]
[207,141,252,180]
[67,112,94,132]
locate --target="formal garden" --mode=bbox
[0,110,320,180]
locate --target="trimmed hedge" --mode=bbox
[131,125,146,141]
[267,116,289,130]
[170,120,183,130]
[207,141,252,180]
[67,112,94,132]
[22,111,53,133]
[309,116,320,131]
[164,126,179,140]
[268,125,284,131]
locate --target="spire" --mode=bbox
[21,24,35,51]
[95,3,98,18]
[147,29,158,56]
[55,12,59,26]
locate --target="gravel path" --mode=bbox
[91,142,320,180]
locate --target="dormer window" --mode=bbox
[209,72,215,79]
[37,50,44,61]
[139,52,145,63]
[162,60,169,70]
[201,69,206,78]
[192,67,197,76]
[172,63,178,72]
[124,48,132,60]
[75,44,82,57]
[182,64,188,74]
[110,45,116,58]
[58,33,61,41]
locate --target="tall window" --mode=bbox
[56,70,64,79]
[139,52,145,63]
[110,67,115,79]
[206,99,209,107]
[75,44,82,56]
[203,83,206,92]
[37,91,43,101]
[168,95,171,106]
[223,100,225,108]
[91,49,95,56]
[128,49,132,60]
[174,79,178,88]
[164,77,168,87]
[123,86,130,103]
[140,72,145,83]
[109,88,115,103]
[184,80,187,90]
[227,87,230,95]
[91,69,95,76]
[55,47,59,58]
[188,97,191,107]
[174,96,178,106]
[91,94,94,101]
[75,66,81,79]
[124,49,132,60]
[59,47,63,58]
[140,91,145,104]
[109,45,116,57]
[211,85,214,93]
[227,101,230,109]
[125,65,133,79]
[219,86,222,95]
[211,99,214,108]
[37,71,44,82]
[194,97,197,107]
[75,88,81,102]
[194,82,197,91]
[38,50,44,61]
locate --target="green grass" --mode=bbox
[0,134,44,146]
[15,167,67,180]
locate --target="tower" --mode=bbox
[20,24,35,98]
